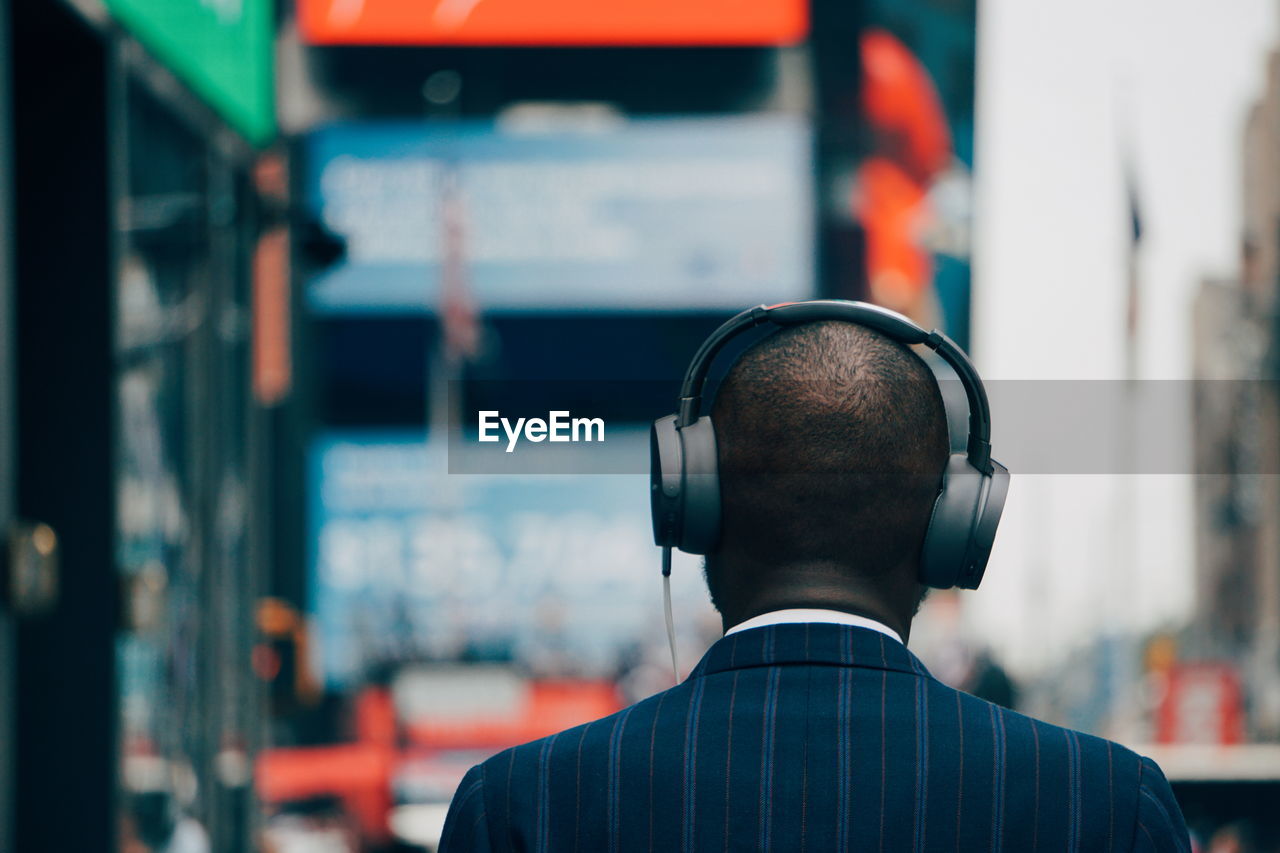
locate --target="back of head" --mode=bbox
[706,320,949,618]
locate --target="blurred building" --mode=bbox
[1190,45,1280,743]
[0,0,981,850]
[1,0,284,849]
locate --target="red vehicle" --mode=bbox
[258,665,623,850]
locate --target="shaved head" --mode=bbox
[705,320,950,634]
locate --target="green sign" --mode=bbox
[106,0,274,146]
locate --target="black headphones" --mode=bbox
[650,299,1010,590]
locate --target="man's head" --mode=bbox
[704,320,950,639]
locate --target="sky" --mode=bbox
[967,0,1278,672]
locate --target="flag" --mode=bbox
[439,165,481,363]
[1124,165,1143,342]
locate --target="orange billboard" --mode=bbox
[298,0,808,46]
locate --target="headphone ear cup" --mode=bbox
[650,415,684,547]
[674,416,721,554]
[959,459,1009,589]
[919,454,1006,589]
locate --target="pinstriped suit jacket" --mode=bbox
[440,624,1190,852]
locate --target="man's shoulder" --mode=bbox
[940,681,1188,848]
[939,677,1148,773]
[934,676,1184,831]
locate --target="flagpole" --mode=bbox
[1110,146,1144,741]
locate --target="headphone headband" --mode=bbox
[676,300,993,473]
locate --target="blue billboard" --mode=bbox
[304,116,813,313]
[308,430,716,688]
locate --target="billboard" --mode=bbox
[303,117,813,314]
[298,0,806,46]
[854,0,977,346]
[308,430,715,688]
[105,0,274,146]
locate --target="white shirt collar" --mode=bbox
[723,608,904,645]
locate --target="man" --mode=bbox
[440,319,1190,851]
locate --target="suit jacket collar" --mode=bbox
[689,622,933,680]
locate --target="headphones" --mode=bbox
[650,299,1010,590]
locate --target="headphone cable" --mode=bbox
[662,546,679,682]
